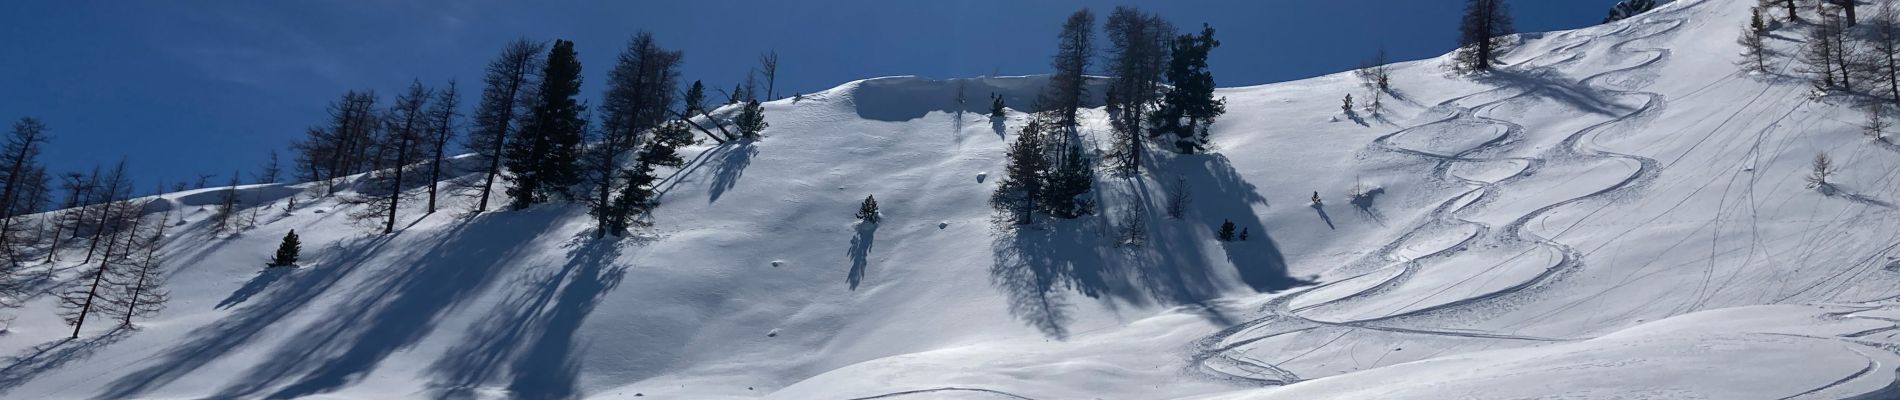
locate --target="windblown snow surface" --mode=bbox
[6,0,1900,398]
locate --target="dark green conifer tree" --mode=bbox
[1150,24,1225,154]
[991,121,1049,225]
[271,229,301,267]
[599,121,695,235]
[857,195,880,223]
[736,99,768,140]
[1041,145,1094,218]
[505,39,587,209]
[683,80,707,116]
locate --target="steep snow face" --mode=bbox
[5,0,1900,399]
[846,75,1108,121]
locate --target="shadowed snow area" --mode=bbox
[5,0,1900,398]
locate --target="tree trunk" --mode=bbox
[69,260,105,339]
[1845,1,1858,26]
[1889,50,1899,102]
[82,202,115,263]
[386,136,411,234]
[0,129,40,248]
[1836,44,1846,90]
[428,136,446,214]
[44,210,63,262]
[1128,124,1142,175]
[671,110,727,143]
[1478,2,1494,70]
[71,220,129,339]
[698,109,736,141]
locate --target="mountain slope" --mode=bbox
[5,0,1900,398]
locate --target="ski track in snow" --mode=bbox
[1182,11,1798,387]
[16,1,1900,398]
[1188,2,1900,391]
[843,387,1040,400]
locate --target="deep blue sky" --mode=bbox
[0,1,1606,191]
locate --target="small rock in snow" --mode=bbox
[939,221,950,229]
[1885,260,1900,271]
[771,260,784,268]
[1327,116,1339,122]
[313,209,326,214]
[976,172,988,183]
[767,329,780,337]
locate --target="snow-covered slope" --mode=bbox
[6,0,1900,398]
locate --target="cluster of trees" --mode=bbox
[584,32,697,237]
[292,33,774,238]
[989,6,1228,229]
[0,118,175,336]
[992,119,1095,225]
[1738,1,1897,193]
[1780,0,1900,102]
[1215,219,1249,241]
[1355,49,1393,115]
[1103,7,1175,175]
[2,28,790,338]
[1013,6,1230,184]
[992,9,1104,226]
[57,202,172,338]
[290,78,463,234]
[1093,6,1230,173]
[0,118,54,266]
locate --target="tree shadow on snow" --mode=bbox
[1345,110,1369,127]
[167,227,245,276]
[1384,87,1425,109]
[202,210,568,400]
[1310,202,1335,230]
[1475,68,1637,117]
[707,142,758,204]
[847,222,876,290]
[96,234,400,400]
[0,326,132,395]
[426,238,627,400]
[1166,154,1312,297]
[649,143,725,204]
[1350,187,1388,227]
[503,240,627,399]
[1872,136,1900,156]
[987,154,1311,338]
[216,267,293,310]
[1819,183,1896,209]
[988,221,1106,340]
